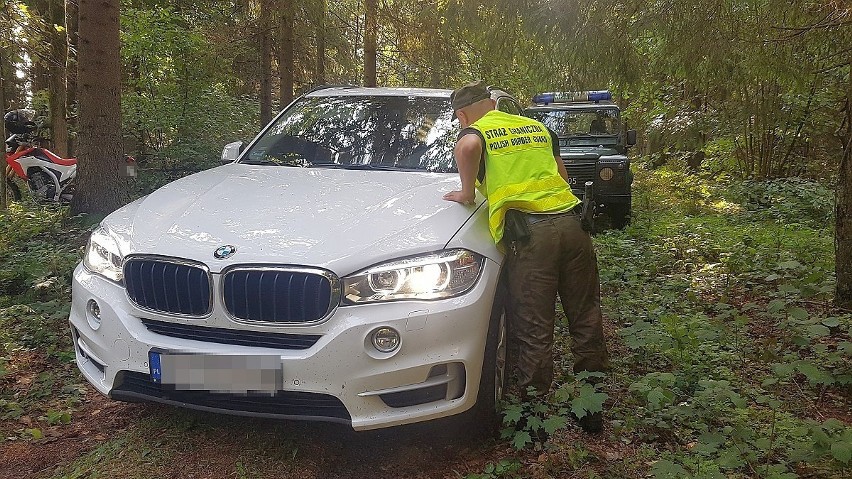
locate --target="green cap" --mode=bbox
[451,80,490,111]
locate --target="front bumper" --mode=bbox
[69,260,500,430]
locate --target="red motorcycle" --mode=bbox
[4,110,135,203]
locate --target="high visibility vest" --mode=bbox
[469,110,580,244]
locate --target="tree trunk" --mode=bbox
[1,46,7,210]
[836,51,852,309]
[31,61,49,94]
[31,0,51,95]
[70,0,126,215]
[66,0,79,155]
[837,62,852,306]
[48,0,69,157]
[1,51,16,110]
[278,0,294,107]
[364,0,377,87]
[259,0,273,125]
[315,0,326,85]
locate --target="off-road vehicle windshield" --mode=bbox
[241,95,459,172]
[526,108,621,137]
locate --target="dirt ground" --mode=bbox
[0,390,503,479]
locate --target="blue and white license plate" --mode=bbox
[148,350,283,393]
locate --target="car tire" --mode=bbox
[463,286,508,437]
[5,178,21,202]
[609,201,631,229]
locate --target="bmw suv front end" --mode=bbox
[69,88,505,430]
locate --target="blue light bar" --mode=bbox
[532,90,612,104]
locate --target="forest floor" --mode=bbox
[0,160,849,479]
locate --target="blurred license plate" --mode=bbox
[149,351,282,393]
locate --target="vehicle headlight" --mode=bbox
[83,227,124,282]
[342,249,484,304]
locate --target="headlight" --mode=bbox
[342,249,484,304]
[599,167,614,181]
[83,227,124,282]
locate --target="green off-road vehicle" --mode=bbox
[524,91,636,229]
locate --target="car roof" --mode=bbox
[305,86,517,102]
[525,102,619,112]
[306,86,452,98]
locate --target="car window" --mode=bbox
[242,96,459,172]
[496,97,522,115]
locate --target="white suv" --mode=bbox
[69,87,524,430]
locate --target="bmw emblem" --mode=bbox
[213,245,237,259]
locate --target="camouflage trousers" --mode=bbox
[504,211,610,393]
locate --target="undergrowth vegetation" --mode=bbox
[0,203,89,443]
[1,159,849,478]
[489,159,849,478]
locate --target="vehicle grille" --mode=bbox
[112,371,351,421]
[141,319,322,350]
[124,258,211,316]
[564,162,596,183]
[223,268,336,324]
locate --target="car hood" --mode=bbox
[104,164,483,275]
[560,146,621,159]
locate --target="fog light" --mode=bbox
[86,299,101,330]
[599,167,614,181]
[371,327,401,353]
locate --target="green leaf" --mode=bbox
[772,362,795,377]
[526,415,544,431]
[542,415,567,434]
[502,404,523,425]
[830,441,851,464]
[650,460,688,478]
[699,431,727,446]
[822,418,844,430]
[768,300,786,314]
[647,387,671,407]
[797,361,834,385]
[806,324,830,337]
[753,437,772,450]
[728,392,747,408]
[512,430,532,450]
[778,284,800,295]
[570,384,608,419]
[26,428,43,439]
[821,317,841,328]
[788,307,808,320]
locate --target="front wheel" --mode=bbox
[464,289,508,436]
[609,201,631,229]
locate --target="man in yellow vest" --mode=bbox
[443,81,610,433]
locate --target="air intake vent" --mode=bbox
[124,258,211,316]
[223,267,338,324]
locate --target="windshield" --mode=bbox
[526,108,621,137]
[241,95,459,172]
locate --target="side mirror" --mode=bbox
[626,129,637,147]
[221,140,245,164]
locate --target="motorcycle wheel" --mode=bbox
[5,179,21,202]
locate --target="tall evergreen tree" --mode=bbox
[70,0,125,214]
[278,0,294,105]
[66,0,79,154]
[48,0,68,157]
[364,0,377,86]
[259,0,273,124]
